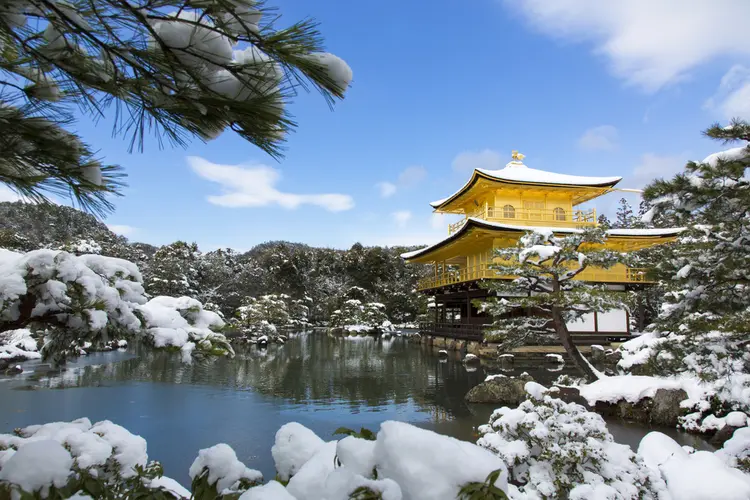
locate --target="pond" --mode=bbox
[0,332,711,489]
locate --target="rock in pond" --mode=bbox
[465,373,534,405]
[650,388,688,427]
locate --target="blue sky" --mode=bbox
[5,0,750,250]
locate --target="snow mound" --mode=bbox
[639,431,750,500]
[271,422,326,482]
[0,440,73,496]
[375,420,507,499]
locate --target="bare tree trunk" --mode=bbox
[552,306,599,382]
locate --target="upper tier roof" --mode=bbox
[430,160,623,209]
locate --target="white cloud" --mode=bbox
[376,165,428,198]
[189,156,354,212]
[107,224,138,237]
[0,185,23,202]
[392,210,412,228]
[704,65,750,121]
[452,149,503,171]
[504,0,750,91]
[578,125,619,151]
[376,182,397,198]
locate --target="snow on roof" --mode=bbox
[400,218,684,259]
[430,161,622,208]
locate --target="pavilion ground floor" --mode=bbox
[419,281,648,346]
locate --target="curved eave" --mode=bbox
[430,170,622,211]
[401,218,684,262]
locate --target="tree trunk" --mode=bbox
[552,306,600,382]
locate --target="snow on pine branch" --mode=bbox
[0,248,232,361]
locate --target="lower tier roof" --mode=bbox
[401,218,684,261]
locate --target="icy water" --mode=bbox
[0,332,710,488]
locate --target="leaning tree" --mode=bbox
[479,228,627,381]
[0,0,352,213]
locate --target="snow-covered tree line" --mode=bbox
[0,202,431,330]
[0,0,351,214]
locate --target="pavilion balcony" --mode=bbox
[448,206,597,234]
[416,263,651,291]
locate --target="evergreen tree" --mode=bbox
[643,121,750,337]
[479,228,626,381]
[597,213,611,229]
[0,0,351,212]
[145,241,202,297]
[613,198,635,228]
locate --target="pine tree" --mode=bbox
[145,241,202,297]
[479,228,626,381]
[613,198,635,229]
[597,213,611,229]
[643,120,750,337]
[0,1,351,213]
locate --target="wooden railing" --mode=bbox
[417,264,651,290]
[418,322,486,340]
[448,206,597,234]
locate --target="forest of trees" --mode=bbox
[0,201,430,325]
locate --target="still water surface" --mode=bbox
[0,332,709,487]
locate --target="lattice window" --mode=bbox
[553,207,566,221]
[503,204,515,218]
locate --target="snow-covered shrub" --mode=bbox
[0,248,146,362]
[618,331,750,418]
[477,383,667,499]
[329,299,391,334]
[0,418,189,498]
[233,294,299,344]
[716,427,750,473]
[268,420,507,500]
[139,296,234,359]
[189,443,262,497]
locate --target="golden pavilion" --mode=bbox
[402,152,681,343]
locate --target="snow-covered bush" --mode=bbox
[0,248,145,362]
[477,383,667,499]
[0,419,508,500]
[233,294,308,344]
[716,427,750,473]
[0,418,189,499]
[139,296,234,360]
[329,299,392,334]
[617,331,750,420]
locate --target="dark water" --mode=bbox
[0,332,709,488]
